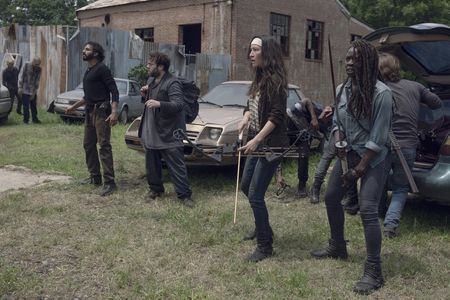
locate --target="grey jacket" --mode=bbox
[19,62,41,96]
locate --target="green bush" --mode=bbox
[128,64,148,86]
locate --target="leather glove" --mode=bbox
[341,168,363,188]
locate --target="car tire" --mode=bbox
[0,116,8,124]
[119,107,128,124]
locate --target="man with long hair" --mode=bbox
[311,39,392,295]
[238,35,289,262]
[378,52,441,237]
[66,41,119,197]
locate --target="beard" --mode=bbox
[82,52,95,61]
[150,68,160,78]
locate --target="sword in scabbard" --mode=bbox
[328,35,348,173]
[389,131,419,193]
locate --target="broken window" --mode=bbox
[135,27,154,42]
[305,20,323,60]
[270,13,290,56]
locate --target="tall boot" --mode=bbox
[246,240,273,262]
[309,181,321,204]
[310,239,348,259]
[296,181,308,198]
[353,261,384,295]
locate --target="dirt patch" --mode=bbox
[0,165,71,192]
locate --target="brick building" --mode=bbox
[77,0,372,103]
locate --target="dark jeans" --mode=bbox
[383,147,416,229]
[297,140,310,184]
[83,111,115,184]
[7,87,21,112]
[324,151,388,264]
[241,156,279,244]
[145,147,192,199]
[22,94,38,123]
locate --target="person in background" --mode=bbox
[65,42,119,197]
[238,35,289,262]
[310,39,392,295]
[19,58,41,124]
[2,60,21,114]
[378,52,441,237]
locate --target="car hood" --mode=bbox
[364,23,450,85]
[57,89,84,100]
[191,104,243,125]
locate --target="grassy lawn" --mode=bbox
[0,109,449,299]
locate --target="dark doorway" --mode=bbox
[180,24,202,54]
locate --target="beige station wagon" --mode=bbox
[124,80,317,165]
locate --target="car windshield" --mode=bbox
[116,81,127,95]
[201,83,249,106]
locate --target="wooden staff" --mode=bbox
[233,131,244,224]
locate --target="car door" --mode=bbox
[128,81,143,117]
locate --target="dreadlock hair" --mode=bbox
[247,35,288,111]
[345,39,379,120]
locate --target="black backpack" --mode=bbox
[178,77,200,123]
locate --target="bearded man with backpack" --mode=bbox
[139,52,194,207]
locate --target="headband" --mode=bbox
[251,38,262,47]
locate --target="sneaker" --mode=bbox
[100,183,116,197]
[79,176,102,186]
[145,190,162,202]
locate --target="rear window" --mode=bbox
[403,41,450,75]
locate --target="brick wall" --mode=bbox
[78,0,371,105]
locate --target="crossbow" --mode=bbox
[173,128,317,163]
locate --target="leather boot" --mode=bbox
[310,182,321,204]
[353,261,384,295]
[296,182,308,198]
[310,239,348,259]
[246,241,273,262]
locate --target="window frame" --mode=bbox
[135,27,154,42]
[270,12,291,57]
[305,19,324,61]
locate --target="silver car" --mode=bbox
[0,85,12,123]
[53,78,143,124]
[125,81,323,166]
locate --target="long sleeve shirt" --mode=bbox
[82,62,119,104]
[19,63,41,96]
[333,80,393,168]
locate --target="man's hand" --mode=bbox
[341,168,362,188]
[140,85,148,97]
[145,99,161,109]
[105,111,118,126]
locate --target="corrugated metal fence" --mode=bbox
[1,25,231,107]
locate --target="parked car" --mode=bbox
[53,78,143,124]
[124,81,324,166]
[0,85,12,123]
[365,23,450,205]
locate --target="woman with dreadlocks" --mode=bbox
[310,39,392,294]
[237,35,289,262]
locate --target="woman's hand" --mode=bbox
[238,137,261,155]
[238,116,249,134]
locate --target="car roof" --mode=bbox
[364,23,450,85]
[221,80,301,89]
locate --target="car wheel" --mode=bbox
[60,116,70,123]
[119,107,128,124]
[0,116,8,124]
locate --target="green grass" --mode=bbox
[0,108,449,299]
